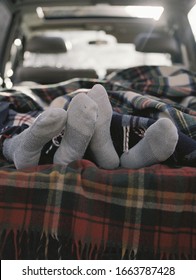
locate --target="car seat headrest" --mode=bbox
[134,32,181,57]
[26,35,68,53]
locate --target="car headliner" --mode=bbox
[3,0,196,14]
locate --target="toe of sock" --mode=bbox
[146,118,178,162]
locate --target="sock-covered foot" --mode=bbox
[87,84,119,169]
[53,93,98,166]
[3,108,67,169]
[120,118,179,169]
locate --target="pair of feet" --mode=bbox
[3,84,179,170]
[3,84,119,169]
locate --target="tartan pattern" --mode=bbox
[0,90,43,112]
[0,160,195,259]
[1,65,195,139]
[0,65,196,259]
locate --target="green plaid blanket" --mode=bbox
[0,66,196,259]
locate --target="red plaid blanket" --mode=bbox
[0,66,196,259]
[0,160,195,259]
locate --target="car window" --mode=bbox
[188,4,196,41]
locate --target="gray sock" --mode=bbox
[87,84,119,169]
[3,108,67,169]
[120,118,179,169]
[53,93,98,166]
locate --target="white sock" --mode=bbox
[120,118,179,169]
[3,108,67,169]
[53,93,98,166]
[87,84,119,169]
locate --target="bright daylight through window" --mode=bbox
[188,4,196,40]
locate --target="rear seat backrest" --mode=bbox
[14,67,98,84]
[14,35,98,84]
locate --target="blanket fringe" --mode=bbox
[1,230,195,260]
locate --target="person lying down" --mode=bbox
[1,84,196,169]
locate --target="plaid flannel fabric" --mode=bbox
[0,160,195,259]
[0,66,196,259]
